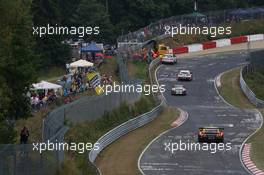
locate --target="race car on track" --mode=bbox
[161,53,177,64]
[198,127,224,143]
[177,70,193,81]
[171,85,186,95]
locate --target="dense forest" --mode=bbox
[0,0,264,143]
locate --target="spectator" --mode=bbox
[20,126,29,144]
[66,63,70,74]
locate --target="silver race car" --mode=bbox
[171,85,187,95]
[177,70,193,81]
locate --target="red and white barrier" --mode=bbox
[215,39,231,48]
[247,34,264,41]
[230,36,248,44]
[172,34,264,55]
[188,44,203,52]
[203,41,216,50]
[173,46,188,54]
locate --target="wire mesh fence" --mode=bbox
[117,7,264,43]
[43,90,141,142]
[0,144,59,175]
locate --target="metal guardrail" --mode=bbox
[89,102,164,163]
[240,67,264,107]
[117,7,264,43]
[0,144,59,175]
[88,53,164,172]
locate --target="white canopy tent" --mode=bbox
[69,59,94,68]
[32,81,62,90]
[31,81,63,96]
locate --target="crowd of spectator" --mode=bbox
[30,89,58,111]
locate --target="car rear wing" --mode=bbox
[199,127,224,131]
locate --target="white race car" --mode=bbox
[177,70,193,81]
[161,54,177,64]
[171,85,187,95]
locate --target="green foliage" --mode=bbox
[0,0,38,143]
[244,66,264,100]
[71,0,114,43]
[31,0,72,68]
[63,95,156,174]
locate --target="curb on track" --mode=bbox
[137,108,188,175]
[214,70,264,175]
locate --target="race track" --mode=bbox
[139,51,262,175]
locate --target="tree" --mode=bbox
[71,0,114,43]
[0,0,39,143]
[31,0,71,68]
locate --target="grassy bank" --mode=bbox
[127,60,148,80]
[38,67,65,83]
[218,68,254,109]
[95,107,179,175]
[247,108,264,171]
[218,67,264,171]
[244,66,264,101]
[159,20,264,48]
[58,95,157,175]
[15,58,118,143]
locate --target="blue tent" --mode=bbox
[229,9,249,15]
[81,43,102,53]
[248,8,264,14]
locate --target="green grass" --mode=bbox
[218,68,254,109]
[127,60,148,80]
[59,95,157,175]
[15,58,118,143]
[98,58,119,82]
[244,66,264,101]
[95,107,179,175]
[38,67,65,83]
[160,20,264,48]
[37,58,118,83]
[218,67,264,171]
[248,109,264,171]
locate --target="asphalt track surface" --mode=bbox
[139,51,262,175]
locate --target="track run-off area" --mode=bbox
[138,51,263,175]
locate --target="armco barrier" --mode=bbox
[173,46,188,54]
[203,41,216,50]
[89,54,165,169]
[230,36,248,44]
[240,67,264,108]
[89,102,164,163]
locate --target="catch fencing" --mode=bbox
[88,51,164,174]
[117,7,264,44]
[0,54,141,175]
[43,51,140,142]
[0,144,59,175]
[240,49,264,107]
[240,67,264,108]
[43,91,140,141]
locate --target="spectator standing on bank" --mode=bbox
[66,63,70,74]
[20,126,29,144]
